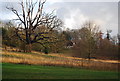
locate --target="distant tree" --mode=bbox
[7,0,62,52]
[111,36,118,45]
[96,37,118,60]
[1,22,20,47]
[118,34,120,46]
[73,21,100,59]
[48,31,67,53]
[62,30,73,48]
[106,30,112,40]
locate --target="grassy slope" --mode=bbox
[2,63,118,79]
[2,51,119,71]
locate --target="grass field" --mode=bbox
[1,49,119,79]
[2,63,118,79]
[1,51,119,71]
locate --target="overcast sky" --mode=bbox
[0,0,119,36]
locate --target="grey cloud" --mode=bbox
[0,2,22,20]
[48,2,118,35]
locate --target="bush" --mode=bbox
[44,47,49,54]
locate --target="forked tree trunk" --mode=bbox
[25,43,32,53]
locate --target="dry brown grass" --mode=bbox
[1,50,119,71]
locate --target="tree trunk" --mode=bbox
[88,52,91,60]
[25,43,32,53]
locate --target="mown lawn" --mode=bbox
[2,63,118,79]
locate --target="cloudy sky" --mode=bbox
[0,0,119,36]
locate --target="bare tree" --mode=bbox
[82,21,100,60]
[7,0,62,52]
[73,21,100,60]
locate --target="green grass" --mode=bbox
[2,63,118,79]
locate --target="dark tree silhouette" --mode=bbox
[7,0,62,52]
[106,30,112,40]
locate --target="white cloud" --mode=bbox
[53,2,118,35]
[63,10,89,29]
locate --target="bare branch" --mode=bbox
[7,7,24,23]
[15,28,26,43]
[31,0,46,27]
